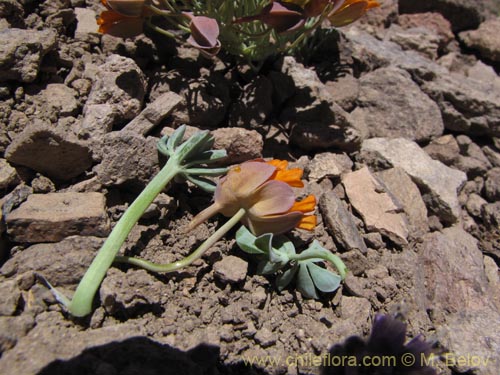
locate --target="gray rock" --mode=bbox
[0,314,147,375]
[467,60,500,91]
[0,28,57,82]
[0,0,25,28]
[0,315,35,355]
[0,158,19,190]
[452,135,493,177]
[6,192,110,243]
[398,0,489,32]
[123,91,182,136]
[482,145,500,167]
[484,167,500,202]
[78,104,115,139]
[74,7,99,36]
[213,256,248,284]
[354,67,443,142]
[306,152,353,181]
[277,57,362,151]
[323,75,360,112]
[0,279,20,316]
[342,167,409,246]
[211,127,263,165]
[466,193,488,218]
[0,236,104,287]
[100,268,167,316]
[376,168,429,239]
[26,83,79,118]
[460,17,500,63]
[385,25,440,60]
[482,202,500,228]
[421,72,500,137]
[340,296,371,321]
[5,120,93,181]
[423,134,460,165]
[254,327,276,348]
[344,27,448,83]
[360,138,467,223]
[397,12,454,49]
[84,55,147,127]
[319,191,368,253]
[228,75,273,128]
[436,309,500,375]
[93,131,159,189]
[418,226,493,323]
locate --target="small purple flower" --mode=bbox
[322,315,437,375]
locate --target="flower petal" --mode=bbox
[243,211,303,236]
[289,194,316,213]
[328,1,368,27]
[248,180,296,217]
[296,214,317,231]
[216,162,276,201]
[105,0,146,17]
[274,168,304,187]
[97,12,144,37]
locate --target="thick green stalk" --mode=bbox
[114,208,246,272]
[68,159,180,317]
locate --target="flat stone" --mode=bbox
[360,138,467,223]
[5,120,93,181]
[418,226,493,322]
[78,104,115,139]
[0,158,19,190]
[436,309,500,375]
[344,27,448,83]
[385,25,440,60]
[324,75,359,112]
[213,255,248,284]
[376,168,429,239]
[484,168,500,202]
[0,28,57,82]
[460,17,500,63]
[353,67,443,142]
[93,131,159,189]
[319,191,367,253]
[122,91,182,135]
[398,0,489,32]
[84,54,147,127]
[306,152,353,181]
[421,72,500,137]
[397,12,454,48]
[0,279,20,316]
[74,7,99,36]
[6,192,110,243]
[26,83,79,117]
[0,236,104,287]
[342,167,408,247]
[423,134,460,165]
[211,127,263,165]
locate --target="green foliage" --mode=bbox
[236,226,345,299]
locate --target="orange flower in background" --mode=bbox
[97,0,150,38]
[189,159,317,236]
[328,0,379,27]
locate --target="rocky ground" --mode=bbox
[1,0,500,374]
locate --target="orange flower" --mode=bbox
[97,0,149,38]
[328,0,379,27]
[189,159,317,235]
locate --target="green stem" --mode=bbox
[114,208,246,272]
[67,159,180,317]
[290,250,347,279]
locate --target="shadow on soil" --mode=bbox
[37,337,269,375]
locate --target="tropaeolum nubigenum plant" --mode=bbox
[43,127,346,317]
[97,0,379,67]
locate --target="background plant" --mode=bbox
[99,0,379,68]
